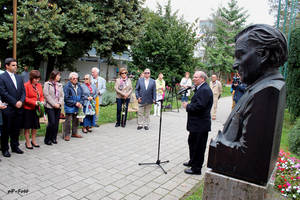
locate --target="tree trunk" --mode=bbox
[105,64,109,82]
[46,56,55,81]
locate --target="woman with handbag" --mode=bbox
[114,68,132,128]
[81,74,97,133]
[43,70,64,145]
[23,70,44,149]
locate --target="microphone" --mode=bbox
[177,86,194,95]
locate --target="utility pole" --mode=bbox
[13,0,17,59]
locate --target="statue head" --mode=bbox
[233,24,288,85]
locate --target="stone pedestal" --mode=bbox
[202,169,285,200]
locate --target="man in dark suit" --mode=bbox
[182,71,213,175]
[0,58,26,157]
[135,68,156,130]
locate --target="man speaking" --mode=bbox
[182,71,213,175]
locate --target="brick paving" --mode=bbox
[0,97,232,200]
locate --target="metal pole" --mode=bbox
[282,0,289,34]
[276,0,282,29]
[13,0,17,59]
[284,0,298,79]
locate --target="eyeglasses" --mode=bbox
[84,78,89,80]
[71,78,78,80]
[144,72,150,74]
[121,72,127,75]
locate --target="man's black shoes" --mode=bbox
[12,148,24,154]
[144,126,149,130]
[183,162,191,167]
[137,126,143,130]
[2,150,11,157]
[184,168,201,175]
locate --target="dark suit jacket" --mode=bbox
[0,71,26,115]
[186,82,213,133]
[135,78,156,104]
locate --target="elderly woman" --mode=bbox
[23,70,44,149]
[43,70,64,145]
[114,68,133,127]
[63,72,84,141]
[154,73,165,116]
[81,74,97,133]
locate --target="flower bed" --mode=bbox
[274,149,300,199]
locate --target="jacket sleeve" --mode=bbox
[79,85,85,105]
[92,85,97,99]
[20,79,26,103]
[39,84,44,103]
[135,79,141,99]
[218,81,222,94]
[186,89,210,113]
[152,80,156,101]
[127,79,133,97]
[0,77,17,106]
[99,79,106,96]
[59,85,64,106]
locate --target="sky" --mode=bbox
[143,0,275,26]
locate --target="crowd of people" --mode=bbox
[0,58,108,159]
[0,58,224,177]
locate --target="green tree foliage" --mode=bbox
[205,0,248,74]
[0,0,144,78]
[130,1,199,84]
[286,27,300,121]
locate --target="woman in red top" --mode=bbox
[23,70,44,149]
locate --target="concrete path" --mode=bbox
[0,97,232,200]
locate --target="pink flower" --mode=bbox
[286,182,291,186]
[294,163,300,169]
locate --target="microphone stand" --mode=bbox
[138,99,169,174]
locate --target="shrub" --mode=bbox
[288,118,300,156]
[101,91,116,106]
[106,81,115,92]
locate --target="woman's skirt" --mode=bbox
[23,109,40,129]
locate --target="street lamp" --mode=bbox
[13,0,17,59]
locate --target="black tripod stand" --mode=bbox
[138,99,169,174]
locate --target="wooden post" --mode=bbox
[13,0,17,59]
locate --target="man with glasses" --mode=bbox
[91,67,106,127]
[182,71,213,175]
[135,68,156,130]
[63,72,84,141]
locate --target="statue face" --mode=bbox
[233,34,263,85]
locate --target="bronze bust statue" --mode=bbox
[207,24,288,185]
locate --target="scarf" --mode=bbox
[118,77,128,90]
[32,83,40,101]
[86,83,93,94]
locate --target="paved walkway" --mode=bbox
[0,97,232,200]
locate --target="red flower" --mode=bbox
[283,184,287,188]
[278,185,282,189]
